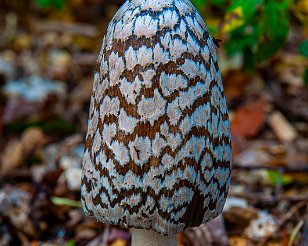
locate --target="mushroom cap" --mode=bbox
[81,0,232,235]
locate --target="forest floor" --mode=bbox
[0,1,307,245]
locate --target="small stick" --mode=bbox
[232,163,308,173]
[257,201,307,246]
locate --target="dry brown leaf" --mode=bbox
[223,72,249,102]
[230,98,266,155]
[0,127,46,174]
[0,186,37,237]
[0,139,24,174]
[231,98,265,139]
[229,236,251,246]
[21,127,46,152]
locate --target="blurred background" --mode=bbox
[0,0,307,245]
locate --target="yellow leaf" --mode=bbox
[109,239,127,246]
[222,7,245,33]
[292,0,308,24]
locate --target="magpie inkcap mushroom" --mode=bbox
[81,0,232,245]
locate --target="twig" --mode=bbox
[288,220,304,246]
[33,21,98,37]
[229,191,308,203]
[257,201,308,246]
[233,163,308,173]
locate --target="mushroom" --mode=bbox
[81,0,232,245]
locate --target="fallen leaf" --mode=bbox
[229,236,250,246]
[109,239,127,246]
[231,98,265,139]
[230,98,266,155]
[0,139,24,174]
[223,71,249,102]
[21,127,46,153]
[0,127,46,174]
[221,6,245,33]
[234,143,271,167]
[179,215,229,246]
[0,186,36,237]
[224,206,259,235]
[245,212,278,241]
[2,97,37,124]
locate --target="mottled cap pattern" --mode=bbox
[81,0,232,235]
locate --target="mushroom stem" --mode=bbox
[130,228,177,246]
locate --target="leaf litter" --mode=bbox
[0,1,307,245]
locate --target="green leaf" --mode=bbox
[51,197,82,208]
[255,0,289,61]
[192,0,227,9]
[34,0,64,10]
[267,170,293,186]
[190,0,293,70]
[299,40,308,57]
[228,0,264,19]
[65,240,76,246]
[212,0,226,6]
[225,26,258,55]
[192,0,206,11]
[34,0,49,8]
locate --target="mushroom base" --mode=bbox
[131,228,177,246]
